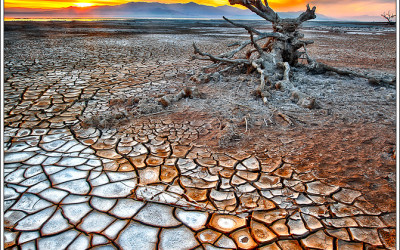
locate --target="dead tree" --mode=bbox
[192,0,395,108]
[381,11,396,25]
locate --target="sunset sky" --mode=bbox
[4,0,397,19]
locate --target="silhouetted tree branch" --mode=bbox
[381,11,396,25]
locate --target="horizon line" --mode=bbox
[3,1,390,21]
[4,17,393,22]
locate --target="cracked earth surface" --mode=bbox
[3,20,396,249]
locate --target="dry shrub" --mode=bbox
[218,122,241,148]
[81,110,129,130]
[108,97,139,109]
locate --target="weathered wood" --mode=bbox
[305,52,396,86]
[193,43,251,65]
[228,0,279,23]
[222,16,284,38]
[192,0,395,112]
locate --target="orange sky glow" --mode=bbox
[4,0,396,18]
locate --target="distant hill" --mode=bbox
[5,2,336,20]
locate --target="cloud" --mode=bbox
[5,0,131,9]
[311,0,395,3]
[4,0,397,18]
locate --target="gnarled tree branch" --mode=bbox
[229,0,279,23]
[191,0,395,116]
[193,43,251,65]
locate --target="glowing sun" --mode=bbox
[74,2,93,7]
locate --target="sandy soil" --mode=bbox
[4,19,397,214]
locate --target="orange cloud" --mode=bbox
[313,1,396,17]
[4,0,396,18]
[269,0,310,11]
[4,0,130,9]
[3,0,312,9]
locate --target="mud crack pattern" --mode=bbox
[4,21,395,249]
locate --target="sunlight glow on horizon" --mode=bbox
[4,0,396,18]
[0,0,345,9]
[74,2,94,7]
[5,0,130,9]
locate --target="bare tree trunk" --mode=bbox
[192,0,396,111]
[227,0,316,66]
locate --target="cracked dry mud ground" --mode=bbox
[3,20,396,249]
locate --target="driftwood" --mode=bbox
[159,86,200,107]
[192,0,395,111]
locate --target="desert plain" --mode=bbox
[3,19,397,249]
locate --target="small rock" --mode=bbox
[368,78,380,85]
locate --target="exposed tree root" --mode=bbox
[277,112,294,126]
[303,47,396,86]
[306,58,396,86]
[191,0,395,116]
[191,3,320,112]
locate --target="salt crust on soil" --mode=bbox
[3,20,396,249]
[4,19,396,211]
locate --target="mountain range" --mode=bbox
[5,2,337,20]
